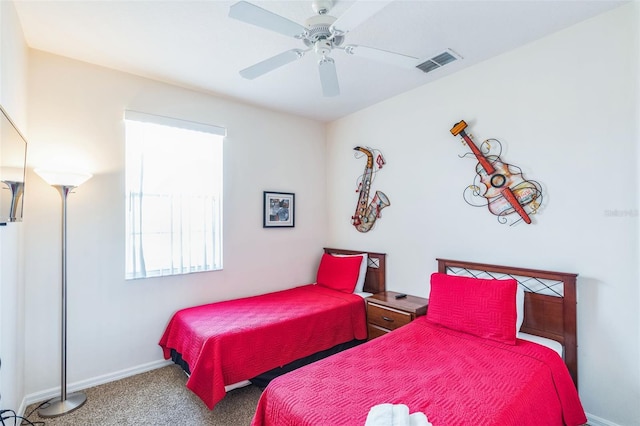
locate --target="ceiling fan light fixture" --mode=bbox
[314,39,333,56]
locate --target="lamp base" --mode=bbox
[37,391,87,418]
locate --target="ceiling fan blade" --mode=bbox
[318,57,339,97]
[343,44,420,69]
[240,49,306,79]
[229,1,307,38]
[330,0,395,35]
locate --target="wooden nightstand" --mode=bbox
[365,291,429,340]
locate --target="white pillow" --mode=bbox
[516,285,525,332]
[331,253,368,293]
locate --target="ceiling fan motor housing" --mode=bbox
[304,14,344,53]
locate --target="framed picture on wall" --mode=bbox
[263,191,295,228]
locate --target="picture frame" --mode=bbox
[263,191,295,228]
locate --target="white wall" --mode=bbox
[327,4,639,426]
[0,0,28,414]
[23,51,327,396]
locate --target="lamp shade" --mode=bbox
[34,169,92,188]
[0,167,25,183]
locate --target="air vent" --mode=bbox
[416,49,460,74]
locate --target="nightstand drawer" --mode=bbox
[367,323,390,339]
[367,302,412,331]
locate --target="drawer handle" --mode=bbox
[381,316,394,322]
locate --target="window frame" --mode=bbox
[124,110,225,280]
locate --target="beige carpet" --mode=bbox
[23,365,263,425]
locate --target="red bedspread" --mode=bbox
[252,317,587,426]
[158,284,367,409]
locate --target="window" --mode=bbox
[124,111,224,279]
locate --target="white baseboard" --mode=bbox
[17,399,27,421]
[586,412,622,426]
[18,359,172,417]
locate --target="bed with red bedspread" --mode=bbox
[251,259,587,426]
[158,248,386,409]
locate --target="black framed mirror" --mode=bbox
[0,105,27,224]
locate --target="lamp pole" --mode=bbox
[38,184,87,417]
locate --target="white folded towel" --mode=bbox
[365,403,432,426]
[408,411,430,426]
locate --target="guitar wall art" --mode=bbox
[450,120,543,225]
[351,146,390,233]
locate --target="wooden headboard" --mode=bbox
[437,258,579,388]
[324,248,386,294]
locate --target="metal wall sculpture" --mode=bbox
[450,120,543,225]
[351,146,390,232]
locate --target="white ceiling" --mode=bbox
[14,0,626,122]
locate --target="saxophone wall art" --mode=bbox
[351,146,390,232]
[449,120,543,225]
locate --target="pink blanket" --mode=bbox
[252,317,587,426]
[158,284,367,409]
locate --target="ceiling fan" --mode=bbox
[228,0,421,97]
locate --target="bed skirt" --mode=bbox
[170,338,365,390]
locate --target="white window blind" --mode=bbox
[124,111,224,279]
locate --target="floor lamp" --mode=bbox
[34,169,92,417]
